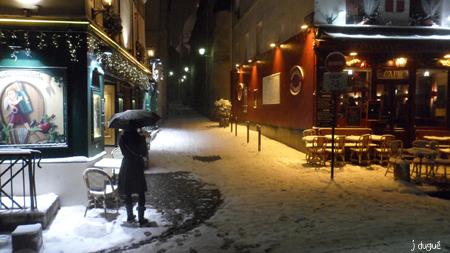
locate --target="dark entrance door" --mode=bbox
[374,82,411,146]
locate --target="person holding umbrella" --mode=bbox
[109,110,161,227]
[118,127,150,226]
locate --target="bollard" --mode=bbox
[230,114,233,132]
[257,124,261,151]
[235,117,237,136]
[246,121,250,143]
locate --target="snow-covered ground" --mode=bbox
[2,104,450,252]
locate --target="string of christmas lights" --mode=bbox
[0,30,152,90]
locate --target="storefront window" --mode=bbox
[92,92,102,139]
[0,68,67,147]
[338,69,372,123]
[415,69,447,127]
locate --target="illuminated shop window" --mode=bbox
[337,69,372,123]
[415,69,448,127]
[0,68,67,147]
[93,92,102,139]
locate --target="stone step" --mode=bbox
[0,193,60,232]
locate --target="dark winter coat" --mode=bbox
[117,130,148,194]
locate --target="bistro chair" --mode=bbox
[434,157,450,182]
[373,134,395,166]
[83,168,119,217]
[413,140,429,148]
[411,141,438,178]
[350,134,372,165]
[111,147,124,159]
[307,136,328,166]
[438,139,450,159]
[325,135,346,166]
[385,140,403,176]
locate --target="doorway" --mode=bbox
[375,82,410,145]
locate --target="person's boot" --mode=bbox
[126,204,136,222]
[137,206,149,226]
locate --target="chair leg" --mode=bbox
[445,166,448,182]
[385,163,390,176]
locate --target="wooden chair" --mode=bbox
[373,134,395,166]
[83,168,119,217]
[439,139,450,159]
[434,157,450,182]
[303,129,316,161]
[307,136,328,166]
[350,134,372,165]
[325,135,346,165]
[412,140,429,148]
[385,140,403,176]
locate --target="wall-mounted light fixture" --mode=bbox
[92,0,113,19]
[147,46,155,58]
[199,47,211,57]
[350,52,357,56]
[270,43,276,48]
[22,5,40,17]
[395,57,407,67]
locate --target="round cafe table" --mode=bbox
[406,147,438,177]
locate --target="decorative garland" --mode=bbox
[87,35,152,90]
[0,29,151,90]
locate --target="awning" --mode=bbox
[322,32,450,40]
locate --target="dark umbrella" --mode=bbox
[108,109,161,130]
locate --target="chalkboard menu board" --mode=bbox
[367,100,381,121]
[317,91,334,127]
[346,106,361,126]
[317,68,334,127]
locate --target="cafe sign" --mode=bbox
[377,70,409,79]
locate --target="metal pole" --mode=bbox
[231,114,233,132]
[246,121,250,143]
[257,124,261,151]
[331,90,336,180]
[235,117,237,136]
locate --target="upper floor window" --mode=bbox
[385,0,405,13]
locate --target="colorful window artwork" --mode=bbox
[0,68,66,146]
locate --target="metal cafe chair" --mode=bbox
[83,168,119,217]
[373,134,395,166]
[350,134,372,165]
